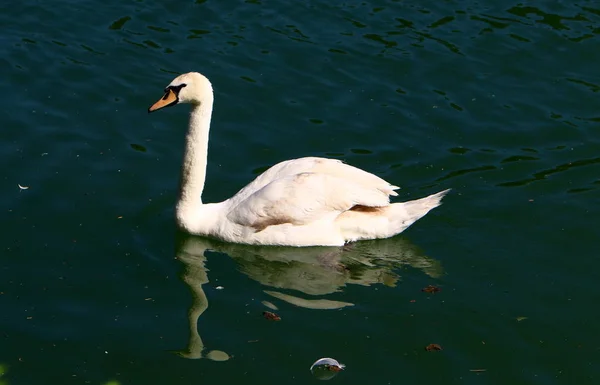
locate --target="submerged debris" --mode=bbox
[425,343,443,351]
[262,311,281,321]
[421,285,441,293]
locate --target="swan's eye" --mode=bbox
[172,84,187,92]
[165,84,187,95]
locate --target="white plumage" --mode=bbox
[149,72,449,246]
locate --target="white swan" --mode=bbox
[148,72,449,247]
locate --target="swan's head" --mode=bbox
[148,72,213,113]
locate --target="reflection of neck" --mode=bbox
[176,97,213,229]
[174,239,229,361]
[184,273,209,359]
[178,254,209,359]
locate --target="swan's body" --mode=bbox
[149,72,449,247]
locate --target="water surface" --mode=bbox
[1,0,599,384]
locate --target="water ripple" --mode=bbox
[2,1,600,384]
[497,156,600,188]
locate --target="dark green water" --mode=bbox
[2,0,599,384]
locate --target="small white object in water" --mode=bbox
[18,184,29,190]
[215,286,224,290]
[310,358,345,380]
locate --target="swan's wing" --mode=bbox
[226,172,391,231]
[231,157,399,205]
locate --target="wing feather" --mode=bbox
[227,172,391,231]
[230,157,398,205]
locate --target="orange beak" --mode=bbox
[148,89,177,113]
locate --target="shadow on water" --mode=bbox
[170,233,443,361]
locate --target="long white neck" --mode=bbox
[176,95,213,229]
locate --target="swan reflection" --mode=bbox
[172,234,443,360]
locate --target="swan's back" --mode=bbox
[227,157,399,208]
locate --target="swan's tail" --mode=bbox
[393,189,450,233]
[338,189,450,242]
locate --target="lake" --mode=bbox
[1,0,599,384]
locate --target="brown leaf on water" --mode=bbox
[422,285,441,293]
[425,343,442,351]
[263,311,281,321]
